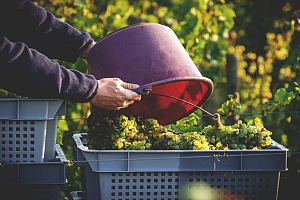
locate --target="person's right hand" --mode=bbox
[89,78,141,110]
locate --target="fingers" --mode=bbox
[115,100,135,110]
[121,81,141,101]
[121,82,139,90]
[124,89,142,101]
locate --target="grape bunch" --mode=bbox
[88,114,272,150]
[88,115,210,150]
[202,120,272,150]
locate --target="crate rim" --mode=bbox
[73,133,289,153]
[73,133,288,172]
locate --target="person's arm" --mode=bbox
[0,36,98,102]
[0,0,93,62]
[0,0,141,109]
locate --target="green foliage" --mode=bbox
[274,88,295,105]
[217,93,241,117]
[166,112,202,133]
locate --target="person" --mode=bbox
[0,0,141,110]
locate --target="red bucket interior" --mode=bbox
[117,77,213,125]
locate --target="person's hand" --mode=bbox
[89,78,141,110]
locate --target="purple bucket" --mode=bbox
[88,23,213,125]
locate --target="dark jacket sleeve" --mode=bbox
[0,0,98,102]
[0,0,94,62]
[0,36,98,102]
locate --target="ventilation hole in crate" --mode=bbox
[2,154,5,158]
[9,140,13,144]
[16,127,20,131]
[30,154,34,158]
[23,141,27,144]
[2,127,5,131]
[30,141,34,145]
[9,147,13,151]
[23,127,27,131]
[23,147,27,151]
[2,141,5,144]
[30,134,34,138]
[23,154,27,158]
[31,147,34,151]
[9,127,13,131]
[9,134,13,138]
[30,127,34,131]
[9,121,13,124]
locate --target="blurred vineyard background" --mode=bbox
[33,0,299,199]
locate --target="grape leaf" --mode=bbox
[274,88,295,105]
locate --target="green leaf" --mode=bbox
[222,5,236,29]
[274,88,295,105]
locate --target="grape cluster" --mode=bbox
[202,120,272,150]
[88,115,272,150]
[88,115,210,150]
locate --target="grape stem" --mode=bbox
[212,113,223,128]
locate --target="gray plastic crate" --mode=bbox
[0,99,65,163]
[0,144,67,199]
[73,133,288,200]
